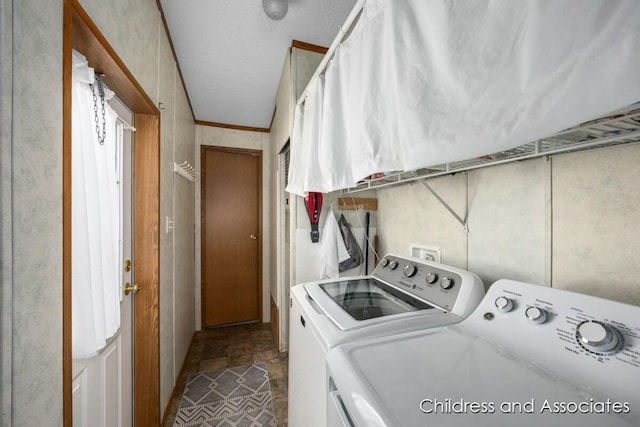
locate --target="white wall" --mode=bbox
[376,143,640,307]
[0,0,196,423]
[195,125,272,328]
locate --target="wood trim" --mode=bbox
[200,146,264,328]
[199,146,206,329]
[291,40,329,54]
[195,120,270,134]
[257,150,264,324]
[70,0,158,115]
[269,107,277,133]
[62,1,73,425]
[337,198,378,211]
[133,113,161,426]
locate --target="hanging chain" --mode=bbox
[89,74,107,145]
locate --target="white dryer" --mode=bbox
[327,279,640,426]
[288,254,485,427]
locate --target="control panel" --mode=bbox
[470,279,640,378]
[372,255,474,312]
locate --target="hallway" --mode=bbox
[163,323,288,426]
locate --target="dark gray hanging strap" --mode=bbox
[89,74,106,145]
[338,214,364,272]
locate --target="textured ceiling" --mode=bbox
[160,0,358,129]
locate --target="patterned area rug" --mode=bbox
[173,363,277,426]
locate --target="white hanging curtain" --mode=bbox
[287,0,640,196]
[72,50,121,358]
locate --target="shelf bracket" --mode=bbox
[420,180,468,232]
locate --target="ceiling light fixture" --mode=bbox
[262,0,288,21]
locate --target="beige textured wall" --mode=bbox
[3,1,64,425]
[552,144,640,305]
[467,159,548,286]
[0,0,12,421]
[172,76,197,395]
[157,25,178,413]
[195,126,272,328]
[376,144,640,307]
[378,174,468,267]
[1,0,196,423]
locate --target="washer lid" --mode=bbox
[328,326,640,427]
[305,277,443,331]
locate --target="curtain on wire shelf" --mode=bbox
[286,0,640,196]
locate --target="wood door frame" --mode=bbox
[63,1,161,425]
[200,145,263,328]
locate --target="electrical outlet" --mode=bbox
[410,244,441,263]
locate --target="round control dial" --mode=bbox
[425,272,438,284]
[440,277,454,290]
[388,260,398,270]
[403,264,417,278]
[380,258,389,267]
[576,321,621,355]
[525,306,547,324]
[494,296,514,313]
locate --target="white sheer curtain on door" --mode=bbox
[71,50,121,358]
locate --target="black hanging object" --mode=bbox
[364,211,370,273]
[338,214,364,272]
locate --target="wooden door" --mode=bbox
[202,146,262,327]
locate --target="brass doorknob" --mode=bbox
[124,283,140,296]
[250,234,257,240]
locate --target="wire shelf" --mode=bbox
[344,104,640,193]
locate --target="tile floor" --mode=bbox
[162,323,288,426]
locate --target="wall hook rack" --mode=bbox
[174,161,196,182]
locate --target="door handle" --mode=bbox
[124,283,140,296]
[250,234,257,240]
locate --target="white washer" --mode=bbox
[327,279,640,426]
[288,254,485,427]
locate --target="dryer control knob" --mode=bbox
[388,260,398,270]
[525,306,547,324]
[440,277,454,290]
[425,272,438,284]
[576,321,620,354]
[403,264,417,278]
[380,258,389,267]
[495,296,514,313]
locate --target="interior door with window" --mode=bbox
[72,97,133,427]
